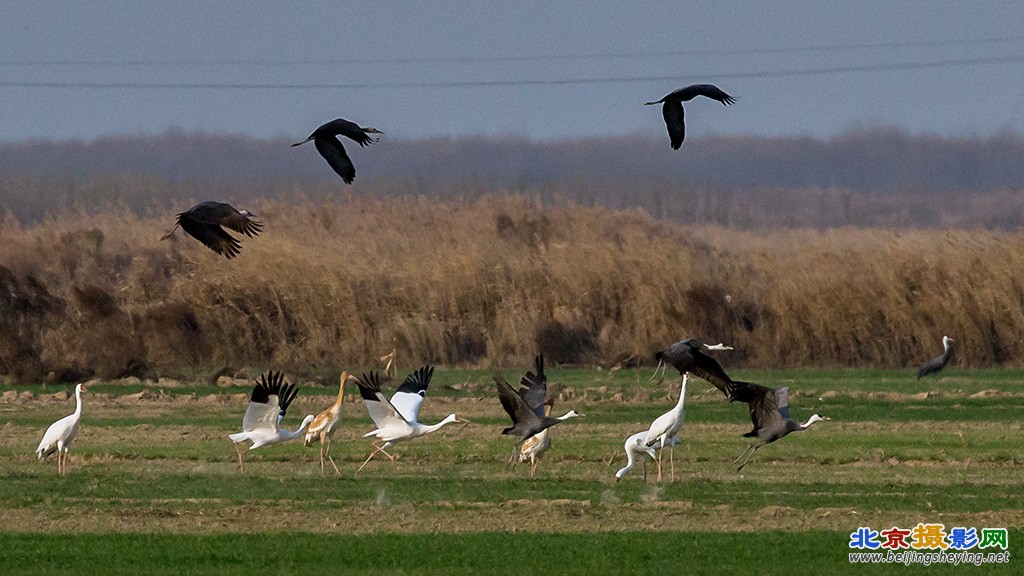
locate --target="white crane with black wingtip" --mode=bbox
[35,383,88,475]
[229,371,315,472]
[355,366,459,473]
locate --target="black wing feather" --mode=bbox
[177,215,242,258]
[662,101,685,150]
[314,136,356,184]
[396,365,433,396]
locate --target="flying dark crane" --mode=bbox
[161,201,262,259]
[645,84,736,150]
[732,383,828,472]
[292,118,382,184]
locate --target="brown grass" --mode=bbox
[1,196,1023,381]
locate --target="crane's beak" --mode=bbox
[291,136,314,147]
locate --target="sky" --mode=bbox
[2,1,1024,143]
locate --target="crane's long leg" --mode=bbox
[234,443,246,472]
[733,444,755,464]
[736,444,761,472]
[319,438,326,477]
[324,435,340,476]
[642,459,648,482]
[669,445,676,483]
[656,441,665,483]
[530,455,538,478]
[356,442,395,474]
[58,449,64,476]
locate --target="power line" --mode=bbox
[1,35,1024,67]
[0,53,1021,90]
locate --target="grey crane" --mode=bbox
[512,355,564,476]
[493,355,581,462]
[652,338,738,397]
[917,336,954,379]
[292,118,382,184]
[733,383,828,472]
[161,201,262,259]
[645,84,736,150]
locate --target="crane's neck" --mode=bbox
[73,388,84,417]
[422,414,458,435]
[673,375,688,412]
[282,417,314,441]
[336,373,349,406]
[800,414,824,430]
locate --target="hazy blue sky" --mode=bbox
[2,1,1023,142]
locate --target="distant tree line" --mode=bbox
[2,126,1022,229]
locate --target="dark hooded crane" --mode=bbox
[732,383,828,472]
[645,84,736,150]
[493,355,581,463]
[917,336,954,379]
[292,118,382,184]
[228,371,314,472]
[161,201,262,259]
[652,338,738,398]
[513,355,564,477]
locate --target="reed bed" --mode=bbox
[1,196,1022,382]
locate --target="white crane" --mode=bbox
[642,372,689,482]
[229,371,315,472]
[615,431,681,481]
[355,366,459,473]
[35,383,87,475]
[305,371,358,476]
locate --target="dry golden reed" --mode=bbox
[1,196,1022,382]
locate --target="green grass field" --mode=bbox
[1,368,1021,574]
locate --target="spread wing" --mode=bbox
[741,383,784,435]
[314,136,356,184]
[356,371,408,428]
[494,371,538,427]
[667,84,736,105]
[775,387,790,420]
[242,371,293,432]
[517,354,547,418]
[690,350,744,401]
[391,365,433,422]
[217,211,262,238]
[662,101,685,150]
[178,216,242,258]
[330,119,376,147]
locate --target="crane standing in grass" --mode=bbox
[305,371,358,476]
[642,373,690,482]
[733,384,828,472]
[35,383,87,475]
[917,336,954,379]
[229,372,315,472]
